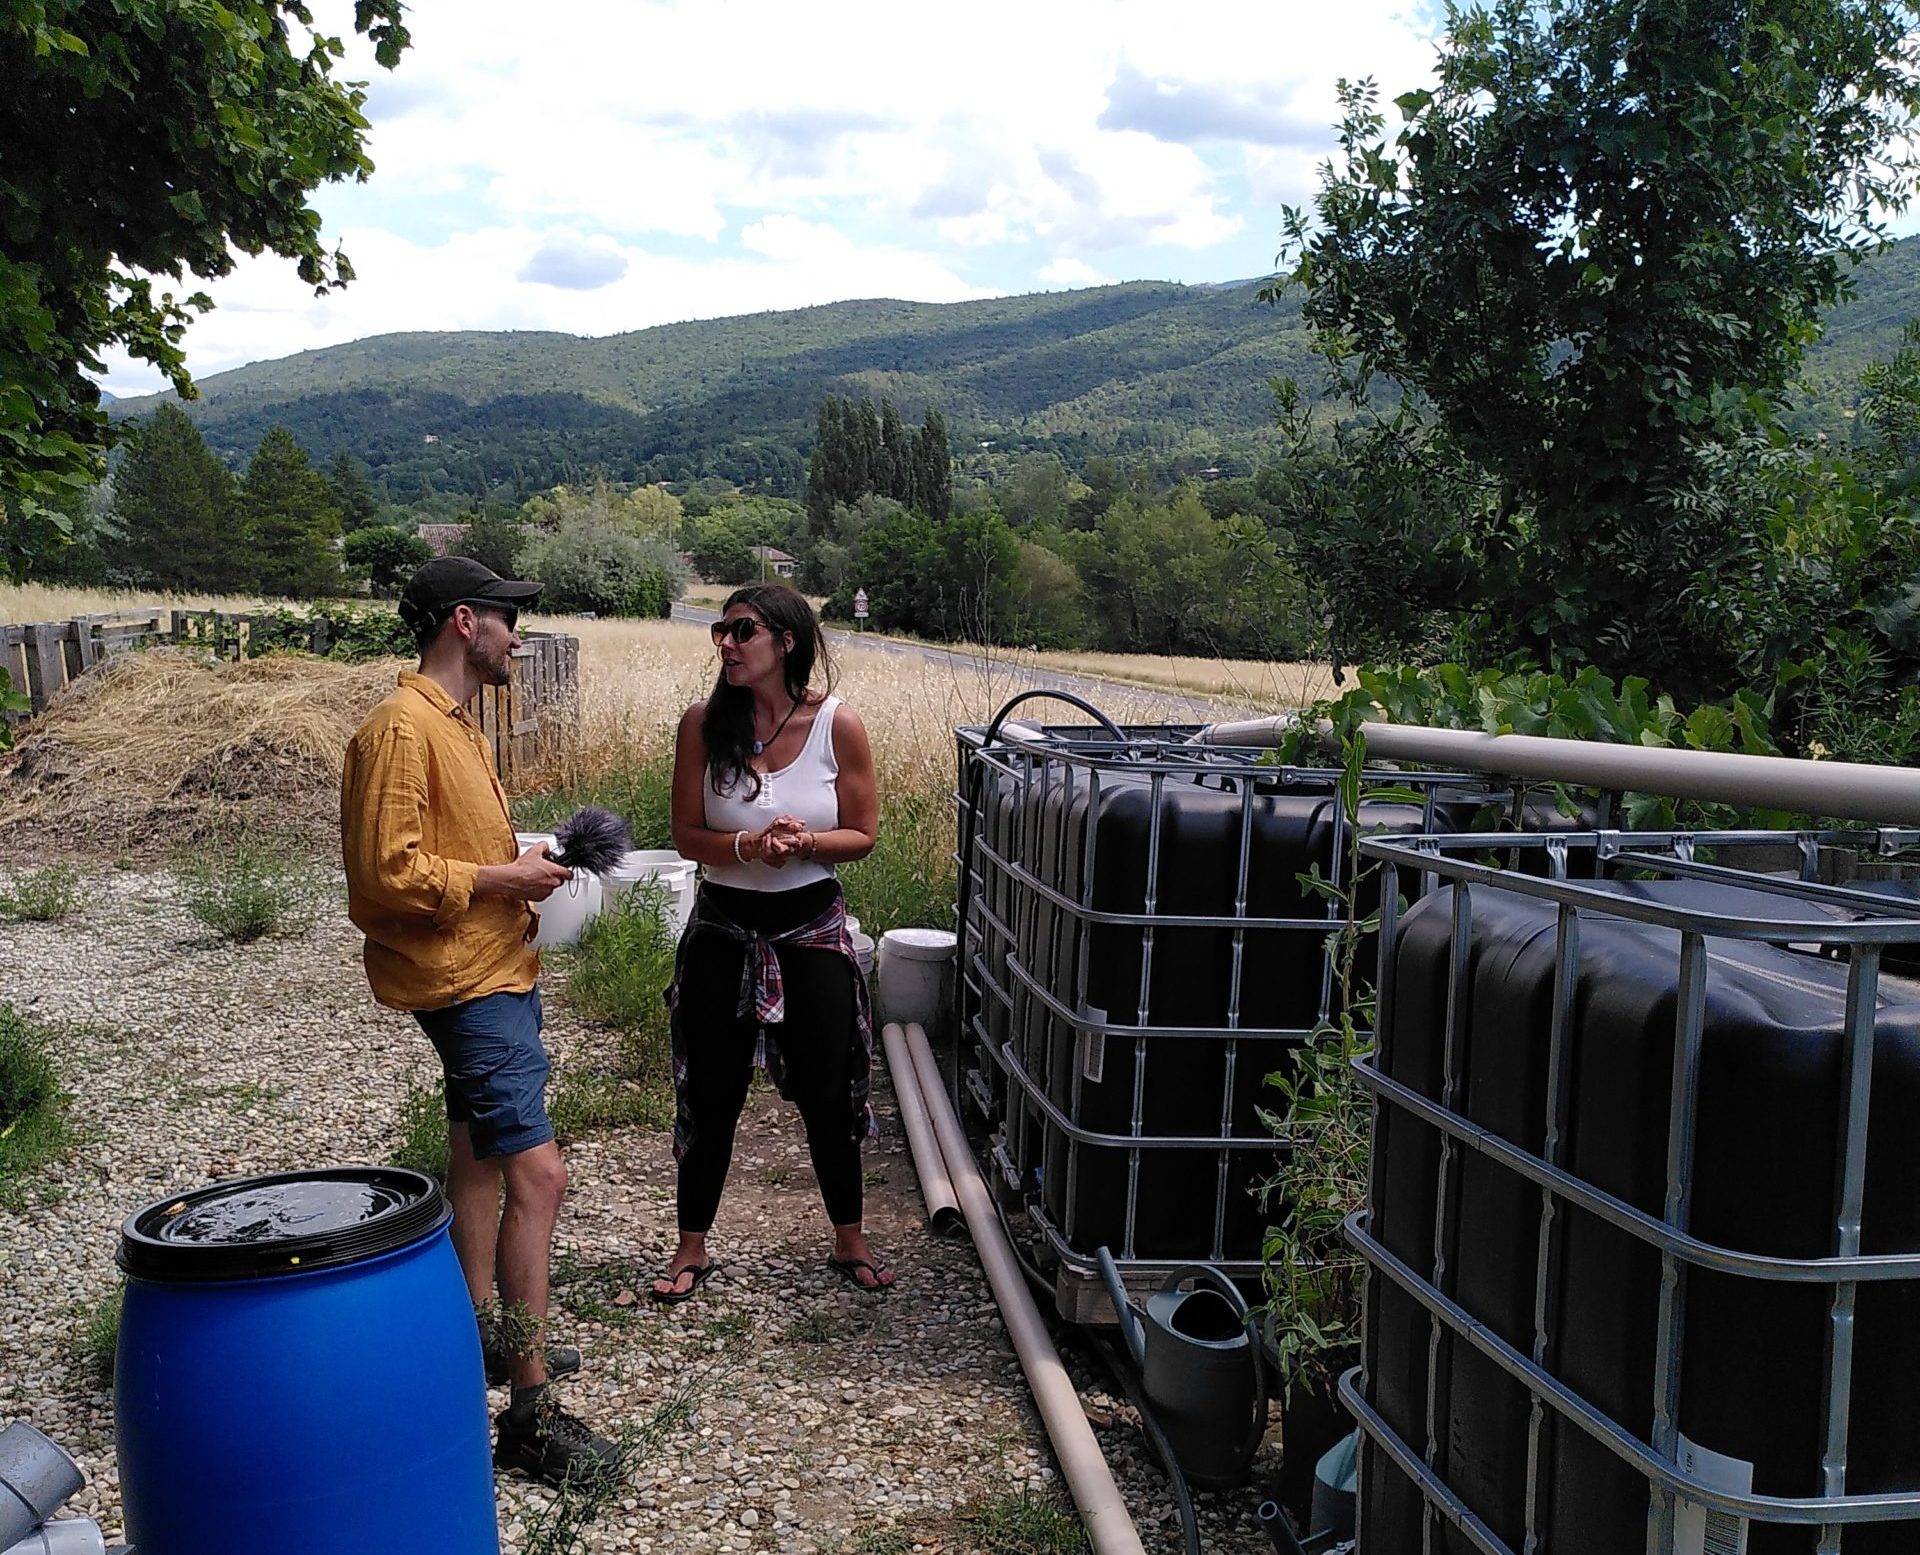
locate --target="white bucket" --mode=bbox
[877,926,956,1034]
[603,848,697,934]
[850,928,876,978]
[514,831,604,948]
[529,868,602,949]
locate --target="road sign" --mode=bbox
[853,588,869,630]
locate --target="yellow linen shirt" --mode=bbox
[341,670,538,1011]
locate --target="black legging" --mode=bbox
[674,879,863,1233]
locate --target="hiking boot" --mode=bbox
[494,1396,622,1489]
[483,1339,582,1388]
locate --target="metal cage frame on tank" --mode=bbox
[951,691,1507,1320]
[1350,825,1920,1555]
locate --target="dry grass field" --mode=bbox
[1,585,1330,921]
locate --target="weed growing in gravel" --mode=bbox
[390,1080,449,1180]
[548,1070,673,1140]
[515,1355,731,1555]
[0,1003,69,1206]
[957,1489,1089,1554]
[174,835,324,943]
[836,1532,912,1555]
[71,1283,122,1381]
[0,863,86,921]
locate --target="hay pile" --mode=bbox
[0,648,404,851]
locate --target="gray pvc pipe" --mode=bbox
[1355,723,1920,827]
[0,1425,83,1551]
[880,1021,962,1234]
[899,1023,1147,1555]
[1,1517,107,1555]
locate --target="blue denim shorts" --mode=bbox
[413,987,553,1159]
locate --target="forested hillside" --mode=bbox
[108,280,1318,494]
[111,238,1920,497]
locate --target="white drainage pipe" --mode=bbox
[880,1022,961,1234]
[1356,722,1920,827]
[896,1022,1147,1555]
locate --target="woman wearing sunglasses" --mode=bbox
[654,583,893,1301]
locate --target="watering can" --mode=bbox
[1096,1247,1269,1489]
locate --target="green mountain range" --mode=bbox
[111,237,1920,498]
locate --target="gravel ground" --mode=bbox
[0,867,1284,1553]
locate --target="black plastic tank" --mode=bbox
[964,748,1474,1266]
[1364,879,1920,1553]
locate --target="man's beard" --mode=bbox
[466,638,513,687]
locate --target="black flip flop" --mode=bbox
[649,1261,718,1305]
[827,1256,896,1295]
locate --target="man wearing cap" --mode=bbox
[341,557,619,1488]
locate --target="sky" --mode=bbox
[96,0,1448,397]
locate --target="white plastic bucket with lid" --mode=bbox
[877,926,956,1034]
[603,849,696,934]
[514,832,603,949]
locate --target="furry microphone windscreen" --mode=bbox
[550,806,633,875]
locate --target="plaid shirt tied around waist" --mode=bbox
[665,886,878,1161]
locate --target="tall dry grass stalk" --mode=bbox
[0,582,282,624]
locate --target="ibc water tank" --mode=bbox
[961,742,1478,1268]
[1363,875,1920,1553]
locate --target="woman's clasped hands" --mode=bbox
[740,814,815,867]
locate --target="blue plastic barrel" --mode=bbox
[114,1167,499,1555]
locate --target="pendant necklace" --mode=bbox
[752,697,801,756]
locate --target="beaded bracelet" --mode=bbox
[733,829,748,864]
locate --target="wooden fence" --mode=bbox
[0,609,580,787]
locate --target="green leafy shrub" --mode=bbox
[390,1079,449,1180]
[0,862,86,921]
[72,1283,123,1381]
[565,882,678,1080]
[520,518,684,619]
[0,1004,69,1201]
[175,836,325,942]
[342,524,432,595]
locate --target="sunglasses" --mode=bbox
[710,617,766,646]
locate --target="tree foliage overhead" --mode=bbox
[1283,0,1920,690]
[0,0,409,531]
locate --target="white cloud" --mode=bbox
[96,0,1440,389]
[1039,257,1114,288]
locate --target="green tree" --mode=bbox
[686,520,756,584]
[999,452,1070,527]
[520,519,685,618]
[327,452,381,533]
[915,408,952,520]
[1283,0,1920,692]
[108,405,246,590]
[0,1,409,560]
[342,524,431,596]
[456,508,527,580]
[242,427,342,599]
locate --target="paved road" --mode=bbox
[668,601,1224,725]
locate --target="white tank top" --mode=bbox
[703,695,841,891]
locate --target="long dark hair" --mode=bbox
[702,584,835,799]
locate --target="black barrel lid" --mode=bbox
[117,1167,449,1282]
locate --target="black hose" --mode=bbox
[982,687,1127,745]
